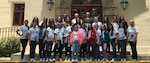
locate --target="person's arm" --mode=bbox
[46,30,50,42]
[28,33,31,44]
[134,27,138,43]
[16,29,22,36]
[16,27,23,36]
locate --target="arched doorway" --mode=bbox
[71,0,102,20]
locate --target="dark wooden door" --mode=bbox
[71,0,102,20]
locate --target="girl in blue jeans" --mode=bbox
[108,23,118,62]
[70,24,82,62]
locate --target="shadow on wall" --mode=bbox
[122,0,149,22]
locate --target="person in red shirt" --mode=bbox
[87,23,96,61]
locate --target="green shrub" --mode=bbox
[0,36,20,57]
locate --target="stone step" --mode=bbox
[10,52,150,61]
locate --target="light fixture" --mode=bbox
[47,0,54,10]
[120,0,128,10]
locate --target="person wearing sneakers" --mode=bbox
[38,21,47,62]
[45,23,55,62]
[70,24,83,62]
[79,23,87,61]
[108,23,118,62]
[28,21,39,62]
[127,20,138,61]
[62,22,72,61]
[53,23,64,61]
[16,20,29,62]
[118,22,127,61]
[100,25,109,61]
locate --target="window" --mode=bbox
[13,4,25,25]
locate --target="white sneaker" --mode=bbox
[40,58,43,62]
[121,58,124,61]
[81,58,84,61]
[53,58,56,62]
[105,59,109,61]
[101,58,105,61]
[30,58,35,62]
[111,58,115,62]
[89,57,92,61]
[49,58,52,62]
[72,59,74,62]
[124,58,126,61]
[132,59,137,61]
[67,58,70,61]
[46,58,49,61]
[75,59,78,62]
[59,58,63,61]
[98,59,101,61]
[43,58,45,61]
[64,58,68,61]
[21,59,25,62]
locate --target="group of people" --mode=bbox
[16,12,138,62]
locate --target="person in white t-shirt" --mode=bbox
[45,23,55,62]
[92,17,102,30]
[53,23,64,61]
[62,22,72,61]
[108,23,118,62]
[28,21,39,62]
[127,20,138,61]
[16,20,29,62]
[117,22,127,61]
[94,24,101,61]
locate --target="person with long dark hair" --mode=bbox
[87,23,96,61]
[38,21,47,62]
[46,23,55,62]
[118,22,127,61]
[79,23,87,61]
[30,16,39,27]
[103,16,110,55]
[55,16,63,28]
[108,23,118,62]
[101,25,109,61]
[16,20,29,62]
[127,20,138,61]
[28,21,39,62]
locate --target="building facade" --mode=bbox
[0,0,149,27]
[0,0,150,54]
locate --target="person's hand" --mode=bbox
[47,39,50,42]
[36,41,39,44]
[29,42,31,45]
[115,39,118,44]
[19,34,23,36]
[55,40,58,43]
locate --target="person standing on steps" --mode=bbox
[70,24,83,62]
[38,21,47,62]
[16,20,29,62]
[127,20,138,61]
[28,21,39,62]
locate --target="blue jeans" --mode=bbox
[72,40,79,60]
[92,44,101,59]
[110,38,117,58]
